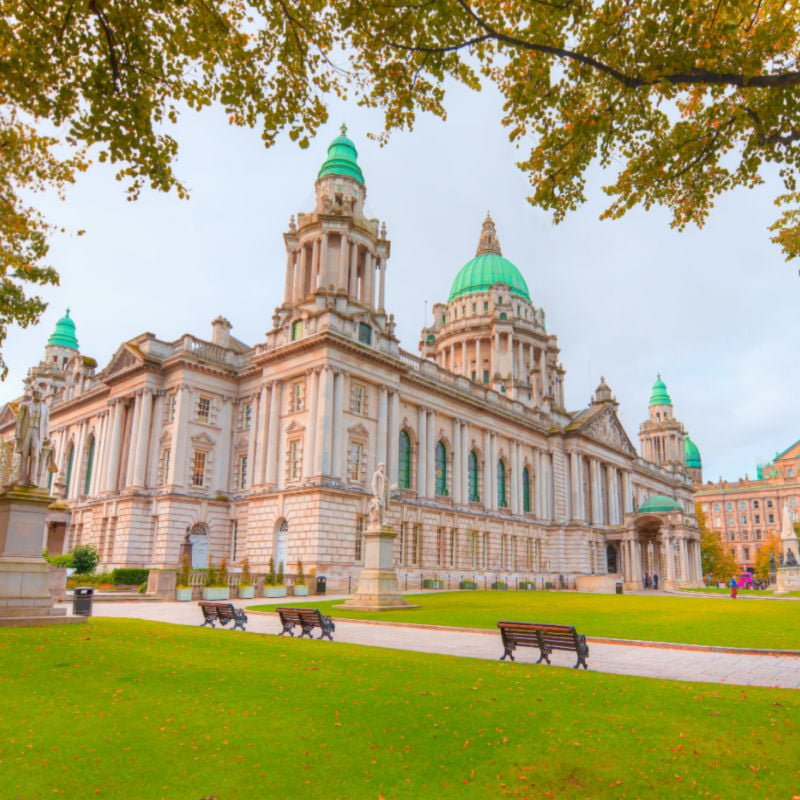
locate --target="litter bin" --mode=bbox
[615,582,624,595]
[316,576,327,595]
[73,586,94,616]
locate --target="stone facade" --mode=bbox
[695,440,800,572]
[0,130,702,592]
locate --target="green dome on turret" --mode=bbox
[685,436,702,469]
[47,308,79,351]
[638,494,682,513]
[649,374,672,406]
[448,214,530,302]
[317,124,364,184]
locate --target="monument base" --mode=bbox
[0,486,81,626]
[341,525,418,611]
[775,566,800,593]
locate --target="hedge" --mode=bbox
[110,568,150,586]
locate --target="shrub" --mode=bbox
[240,558,252,587]
[42,549,74,568]
[177,555,191,588]
[295,560,305,586]
[276,561,285,586]
[111,568,149,586]
[72,544,99,575]
[205,558,218,588]
[217,558,229,588]
[265,557,276,586]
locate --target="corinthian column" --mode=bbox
[132,389,153,488]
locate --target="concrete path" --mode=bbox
[76,600,800,691]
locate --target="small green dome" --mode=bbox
[47,308,79,351]
[317,125,364,184]
[638,494,682,514]
[448,215,530,302]
[649,373,672,406]
[685,436,702,469]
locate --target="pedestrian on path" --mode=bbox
[644,572,651,589]
[730,576,738,599]
[653,574,659,590]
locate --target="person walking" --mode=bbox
[644,572,651,589]
[729,576,738,599]
[653,573,659,590]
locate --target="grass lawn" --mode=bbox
[251,591,800,650]
[1,619,799,799]
[678,587,800,597]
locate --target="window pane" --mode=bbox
[497,460,507,508]
[468,451,479,502]
[435,441,447,496]
[398,431,411,489]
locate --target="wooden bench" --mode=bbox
[198,602,248,632]
[276,607,335,641]
[498,621,589,669]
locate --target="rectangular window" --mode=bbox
[449,528,456,567]
[742,530,749,541]
[768,513,775,524]
[468,530,477,569]
[196,396,212,424]
[238,454,248,490]
[412,524,421,566]
[739,500,746,510]
[508,536,515,570]
[436,527,445,567]
[399,523,407,565]
[191,450,207,488]
[480,533,488,569]
[358,322,372,345]
[767,500,774,508]
[755,529,762,540]
[355,515,366,562]
[713,502,720,511]
[288,440,302,480]
[743,547,750,561]
[160,448,171,485]
[289,381,305,413]
[753,500,760,509]
[754,514,761,524]
[726,501,733,511]
[240,402,252,430]
[350,383,367,415]
[483,369,490,384]
[741,514,747,524]
[291,319,304,341]
[527,539,533,571]
[348,441,365,482]
[165,394,176,423]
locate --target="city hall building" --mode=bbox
[1,129,702,591]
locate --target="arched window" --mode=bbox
[83,437,95,495]
[435,440,447,496]
[398,431,411,489]
[468,451,480,502]
[497,460,507,508]
[65,444,75,496]
[522,466,531,513]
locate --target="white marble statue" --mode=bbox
[14,388,49,487]
[368,462,390,527]
[780,501,800,566]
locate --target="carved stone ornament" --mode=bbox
[582,408,636,456]
[106,347,138,375]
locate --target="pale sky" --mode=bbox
[4,82,797,482]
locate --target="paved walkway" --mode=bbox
[77,600,800,690]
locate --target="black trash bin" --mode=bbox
[615,582,624,595]
[316,576,327,595]
[73,586,94,616]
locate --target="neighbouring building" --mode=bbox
[0,128,702,591]
[695,440,800,572]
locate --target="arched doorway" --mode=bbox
[275,519,288,571]
[606,544,618,574]
[189,523,209,569]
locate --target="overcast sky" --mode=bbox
[4,82,797,483]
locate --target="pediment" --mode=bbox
[190,432,216,448]
[348,422,369,438]
[102,344,142,379]
[0,402,20,429]
[574,406,637,456]
[234,434,249,451]
[285,420,305,434]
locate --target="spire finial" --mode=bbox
[340,123,348,136]
[476,213,502,257]
[66,307,70,317]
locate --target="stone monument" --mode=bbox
[775,502,800,592]
[0,386,77,626]
[341,464,416,611]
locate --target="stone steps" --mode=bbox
[0,615,87,628]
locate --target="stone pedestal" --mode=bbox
[775,567,800,593]
[341,525,417,611]
[0,486,75,626]
[146,569,178,600]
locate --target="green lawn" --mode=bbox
[1,619,799,799]
[678,587,800,597]
[251,591,800,650]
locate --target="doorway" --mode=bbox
[189,523,209,569]
[275,519,288,571]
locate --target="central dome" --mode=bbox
[448,215,530,302]
[317,124,364,184]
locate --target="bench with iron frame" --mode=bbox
[498,621,589,669]
[198,601,248,631]
[276,607,335,641]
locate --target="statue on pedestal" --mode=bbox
[780,501,800,566]
[14,388,50,487]
[368,462,390,528]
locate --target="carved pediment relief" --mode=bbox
[285,419,305,434]
[234,434,248,451]
[190,432,215,448]
[348,422,369,438]
[581,407,637,456]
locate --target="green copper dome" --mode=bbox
[317,125,364,184]
[47,308,79,351]
[685,436,702,469]
[448,215,530,302]
[638,494,682,514]
[649,374,672,406]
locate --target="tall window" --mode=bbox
[522,466,531,513]
[83,437,95,495]
[191,451,207,488]
[497,460,507,508]
[350,383,367,415]
[358,322,372,345]
[289,381,305,413]
[469,530,478,569]
[435,441,447,496]
[468,451,480,502]
[196,396,212,424]
[160,448,171,485]
[398,431,411,489]
[65,444,75,495]
[239,402,252,430]
[411,523,421,566]
[287,440,302,480]
[291,319,304,341]
[436,527,445,566]
[355,515,366,561]
[449,529,457,567]
[348,441,365,482]
[237,454,248,490]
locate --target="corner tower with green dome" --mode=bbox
[638,373,692,474]
[419,214,564,410]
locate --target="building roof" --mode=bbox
[47,309,79,351]
[448,215,530,302]
[649,373,672,406]
[317,125,364,184]
[638,494,682,513]
[685,435,702,469]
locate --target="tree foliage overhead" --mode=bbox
[2,0,799,373]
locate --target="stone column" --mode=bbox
[284,249,295,304]
[475,338,482,381]
[310,237,320,292]
[376,387,388,469]
[90,412,108,496]
[569,452,581,521]
[461,423,469,502]
[303,369,320,480]
[486,432,496,511]
[294,244,307,302]
[680,537,689,583]
[69,422,86,499]
[461,341,468,376]
[132,389,153,488]
[338,234,349,291]
[426,409,436,498]
[168,387,190,489]
[125,391,142,487]
[253,384,269,486]
[265,381,281,488]
[363,252,374,307]
[605,465,615,525]
[349,242,358,298]
[247,392,260,487]
[378,257,386,311]
[319,233,329,288]
[452,421,462,504]
[105,400,125,492]
[331,370,345,480]
[510,442,519,514]
[417,407,427,496]
[146,393,164,488]
[388,389,400,487]
[621,470,631,516]
[317,367,334,476]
